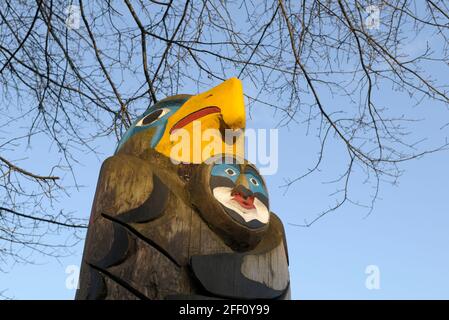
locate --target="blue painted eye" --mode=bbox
[114,97,190,154]
[244,172,267,197]
[249,177,259,186]
[211,163,240,182]
[136,108,170,127]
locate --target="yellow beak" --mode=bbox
[155,78,246,164]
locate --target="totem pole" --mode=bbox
[76,78,290,299]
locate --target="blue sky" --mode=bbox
[1,2,448,300]
[2,86,448,299]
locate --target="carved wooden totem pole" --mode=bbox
[76,78,290,299]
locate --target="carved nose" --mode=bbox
[232,184,253,199]
[231,185,255,209]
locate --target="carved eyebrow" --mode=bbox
[224,163,240,171]
[243,165,260,178]
[243,165,268,188]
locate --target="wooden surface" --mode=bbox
[76,152,290,300]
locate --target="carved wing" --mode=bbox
[189,213,290,299]
[76,154,290,300]
[75,154,170,299]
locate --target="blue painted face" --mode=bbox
[209,161,270,229]
[211,163,240,183]
[244,171,268,198]
[211,163,268,198]
[115,97,190,153]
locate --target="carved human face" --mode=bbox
[189,155,270,250]
[210,162,269,229]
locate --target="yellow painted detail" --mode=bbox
[155,78,246,164]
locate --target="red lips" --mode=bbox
[231,192,256,209]
[169,106,221,134]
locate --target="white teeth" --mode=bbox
[212,187,269,224]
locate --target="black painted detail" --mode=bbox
[224,207,265,229]
[86,267,107,300]
[95,222,131,269]
[210,175,235,190]
[141,109,163,125]
[102,213,181,267]
[277,283,291,300]
[190,254,286,299]
[117,174,169,223]
[254,192,269,208]
[88,263,147,300]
